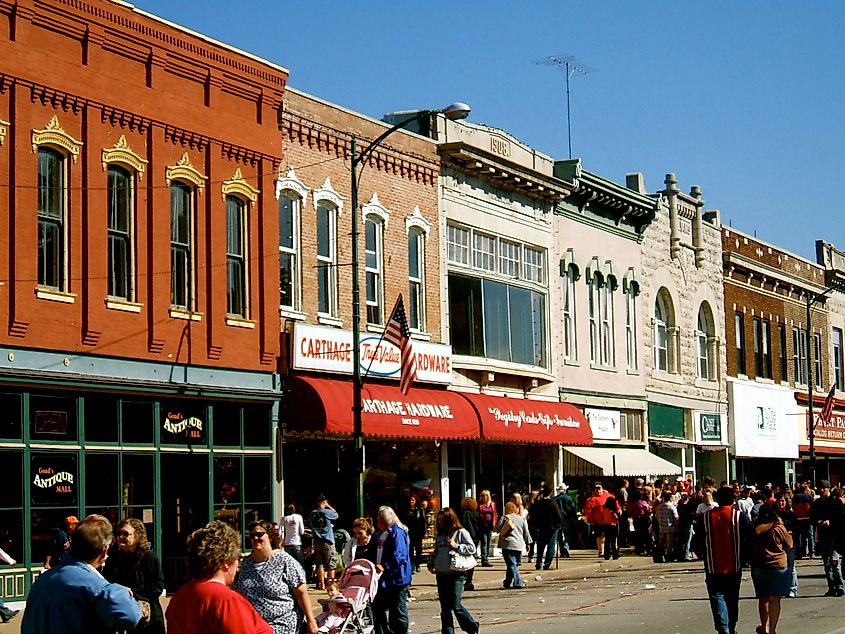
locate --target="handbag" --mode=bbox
[498,516,515,540]
[448,531,477,572]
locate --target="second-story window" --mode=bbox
[792,327,807,385]
[170,182,194,309]
[588,273,602,365]
[226,196,247,318]
[316,202,337,317]
[365,216,384,325]
[697,303,715,380]
[625,282,638,371]
[753,317,772,379]
[37,147,67,290]
[814,333,823,389]
[408,227,425,331]
[778,324,788,382]
[279,191,301,311]
[654,292,672,372]
[735,312,746,376]
[107,166,133,300]
[834,327,844,391]
[600,279,614,366]
[563,264,578,362]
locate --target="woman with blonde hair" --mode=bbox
[476,490,497,567]
[103,518,165,633]
[497,501,532,589]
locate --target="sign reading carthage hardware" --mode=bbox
[292,323,452,384]
[31,453,77,505]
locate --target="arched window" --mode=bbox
[563,263,578,361]
[697,302,715,380]
[278,190,302,311]
[107,165,133,301]
[625,280,640,371]
[226,195,248,318]
[365,215,384,325]
[316,201,338,317]
[654,289,675,373]
[408,227,426,331]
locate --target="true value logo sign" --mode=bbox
[292,323,452,384]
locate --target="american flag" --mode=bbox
[819,384,837,424]
[384,295,416,394]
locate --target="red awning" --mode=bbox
[460,393,593,445]
[285,376,481,440]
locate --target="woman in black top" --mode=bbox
[103,518,165,634]
[405,495,428,573]
[460,497,481,590]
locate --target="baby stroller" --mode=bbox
[315,558,380,634]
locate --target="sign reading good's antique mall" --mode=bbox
[31,453,77,505]
[293,323,452,384]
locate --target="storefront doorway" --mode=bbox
[161,453,210,588]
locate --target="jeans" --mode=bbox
[787,546,798,595]
[436,572,479,634]
[676,524,694,561]
[633,517,651,554]
[705,572,741,634]
[817,537,843,591]
[479,530,492,564]
[372,583,409,634]
[603,524,619,559]
[558,521,572,554]
[794,519,814,558]
[502,549,523,588]
[535,529,558,569]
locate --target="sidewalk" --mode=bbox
[0,549,674,633]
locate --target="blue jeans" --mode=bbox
[676,524,694,561]
[372,583,409,634]
[818,537,843,592]
[705,572,741,634]
[535,529,558,569]
[787,546,798,595]
[558,521,572,554]
[436,572,479,634]
[794,519,814,558]
[502,549,523,588]
[479,530,492,564]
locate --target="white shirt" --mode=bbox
[282,513,305,546]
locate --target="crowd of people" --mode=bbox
[9,476,845,634]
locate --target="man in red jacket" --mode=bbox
[695,487,751,634]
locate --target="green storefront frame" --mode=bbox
[648,402,686,439]
[0,387,277,601]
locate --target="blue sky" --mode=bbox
[132,1,845,262]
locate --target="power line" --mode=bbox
[536,55,593,159]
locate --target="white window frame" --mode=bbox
[654,295,669,372]
[588,272,602,364]
[473,232,496,272]
[225,194,249,318]
[447,224,470,265]
[625,284,638,371]
[316,201,338,318]
[407,226,426,332]
[364,214,385,325]
[499,239,520,278]
[523,246,544,284]
[600,279,614,366]
[278,190,302,312]
[563,264,578,362]
[834,327,844,390]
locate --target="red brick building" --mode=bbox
[0,0,286,595]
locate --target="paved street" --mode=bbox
[4,551,845,632]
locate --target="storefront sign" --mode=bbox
[30,454,77,505]
[34,410,67,435]
[161,407,206,443]
[696,412,724,443]
[813,413,845,442]
[585,408,621,441]
[293,323,452,384]
[728,379,798,458]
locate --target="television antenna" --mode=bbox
[537,55,592,158]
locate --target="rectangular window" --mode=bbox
[778,324,788,382]
[621,411,643,441]
[499,240,520,278]
[472,232,496,271]
[449,273,546,367]
[279,192,300,310]
[38,148,66,290]
[588,279,599,364]
[735,312,746,375]
[408,229,425,331]
[170,183,194,309]
[563,267,577,362]
[446,224,470,265]
[698,331,709,379]
[753,318,772,379]
[600,283,614,366]
[814,333,823,388]
[316,203,337,316]
[107,166,133,300]
[834,327,844,390]
[523,247,544,283]
[655,318,668,372]
[626,289,637,371]
[226,196,247,317]
[365,217,383,325]
[793,327,808,385]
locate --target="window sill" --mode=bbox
[651,370,683,384]
[226,316,255,329]
[105,298,142,313]
[410,330,432,342]
[317,315,342,328]
[169,307,203,322]
[564,358,580,367]
[35,288,76,304]
[280,308,307,321]
[754,376,775,385]
[589,363,617,373]
[626,368,640,376]
[694,377,720,389]
[366,323,385,334]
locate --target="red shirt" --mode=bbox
[166,579,273,634]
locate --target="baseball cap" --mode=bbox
[64,515,79,524]
[819,479,832,489]
[557,483,568,492]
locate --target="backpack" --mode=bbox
[308,509,328,532]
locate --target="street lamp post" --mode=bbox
[349,103,470,518]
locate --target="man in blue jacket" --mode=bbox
[22,514,143,634]
[366,505,412,634]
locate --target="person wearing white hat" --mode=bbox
[554,484,576,558]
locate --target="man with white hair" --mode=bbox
[365,506,412,634]
[554,483,577,557]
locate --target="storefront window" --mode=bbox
[84,396,119,444]
[0,451,23,565]
[213,403,242,447]
[85,453,119,508]
[160,401,207,445]
[0,393,22,440]
[365,442,441,518]
[243,404,271,448]
[30,451,78,567]
[122,400,154,444]
[214,456,241,530]
[30,394,78,442]
[123,453,155,506]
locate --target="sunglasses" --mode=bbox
[249,532,267,540]
[117,530,133,538]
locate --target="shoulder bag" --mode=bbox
[448,531,477,572]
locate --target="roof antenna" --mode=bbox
[537,55,591,159]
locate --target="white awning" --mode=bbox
[564,446,682,477]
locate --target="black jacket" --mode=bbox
[103,547,165,633]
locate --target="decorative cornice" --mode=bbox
[221,168,259,203]
[405,206,432,236]
[31,115,83,162]
[362,192,389,227]
[0,119,9,146]
[312,177,343,211]
[275,167,309,203]
[165,152,207,191]
[102,135,148,178]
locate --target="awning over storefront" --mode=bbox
[285,376,481,440]
[564,446,682,477]
[460,393,592,445]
